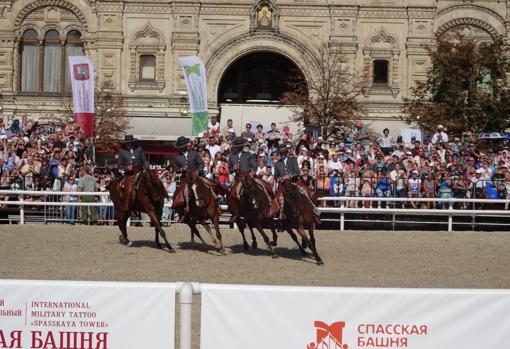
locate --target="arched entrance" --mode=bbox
[218,51,306,103]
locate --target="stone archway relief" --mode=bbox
[15,0,88,32]
[437,17,499,40]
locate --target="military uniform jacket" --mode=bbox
[239,151,257,174]
[228,152,240,173]
[118,146,149,170]
[274,156,300,179]
[174,150,204,174]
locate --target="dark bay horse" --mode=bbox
[235,175,278,257]
[183,176,226,254]
[108,169,174,252]
[276,179,324,265]
[237,175,307,257]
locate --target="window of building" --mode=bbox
[139,55,156,81]
[20,29,84,93]
[20,30,39,92]
[373,60,389,85]
[65,30,85,91]
[43,30,61,92]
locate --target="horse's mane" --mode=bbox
[243,176,272,210]
[283,181,314,213]
[105,177,121,190]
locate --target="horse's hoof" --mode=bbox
[270,241,277,247]
[119,236,129,245]
[317,260,325,266]
[127,241,133,247]
[156,244,163,250]
[271,254,279,259]
[243,243,249,251]
[168,248,176,254]
[252,242,258,249]
[218,248,226,255]
[300,249,307,255]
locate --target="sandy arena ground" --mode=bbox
[1,224,509,346]
[1,224,509,288]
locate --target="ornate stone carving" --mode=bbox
[129,22,166,92]
[250,0,279,32]
[364,27,400,97]
[14,0,88,32]
[437,18,500,40]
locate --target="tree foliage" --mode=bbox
[403,31,510,135]
[280,44,368,139]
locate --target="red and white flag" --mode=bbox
[69,56,94,137]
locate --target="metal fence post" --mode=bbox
[179,282,194,349]
[448,200,453,232]
[340,200,345,231]
[19,193,24,225]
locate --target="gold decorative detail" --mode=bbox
[257,5,272,27]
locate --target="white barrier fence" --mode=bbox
[0,190,509,230]
[1,280,509,349]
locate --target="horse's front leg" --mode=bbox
[211,215,225,255]
[254,224,277,258]
[189,220,206,244]
[248,223,258,249]
[308,224,323,265]
[154,228,162,249]
[117,212,130,246]
[146,208,175,253]
[201,221,224,254]
[235,219,249,250]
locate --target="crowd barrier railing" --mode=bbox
[0,190,509,231]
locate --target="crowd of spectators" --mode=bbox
[0,115,116,222]
[158,117,510,210]
[0,114,509,219]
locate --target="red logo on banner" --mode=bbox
[73,63,90,81]
[307,321,348,349]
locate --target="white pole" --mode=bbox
[448,200,453,232]
[179,282,194,349]
[340,200,345,231]
[19,193,24,225]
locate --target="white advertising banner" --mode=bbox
[201,284,510,349]
[68,56,94,137]
[0,279,175,349]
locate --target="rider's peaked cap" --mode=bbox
[231,137,249,147]
[174,136,191,149]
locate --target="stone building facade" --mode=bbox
[0,0,507,140]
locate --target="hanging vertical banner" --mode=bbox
[201,284,510,349]
[179,56,208,136]
[0,279,176,349]
[69,56,94,137]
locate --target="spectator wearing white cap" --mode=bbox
[431,125,449,145]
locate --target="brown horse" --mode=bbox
[108,169,174,252]
[236,175,307,257]
[277,179,324,265]
[182,177,226,254]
